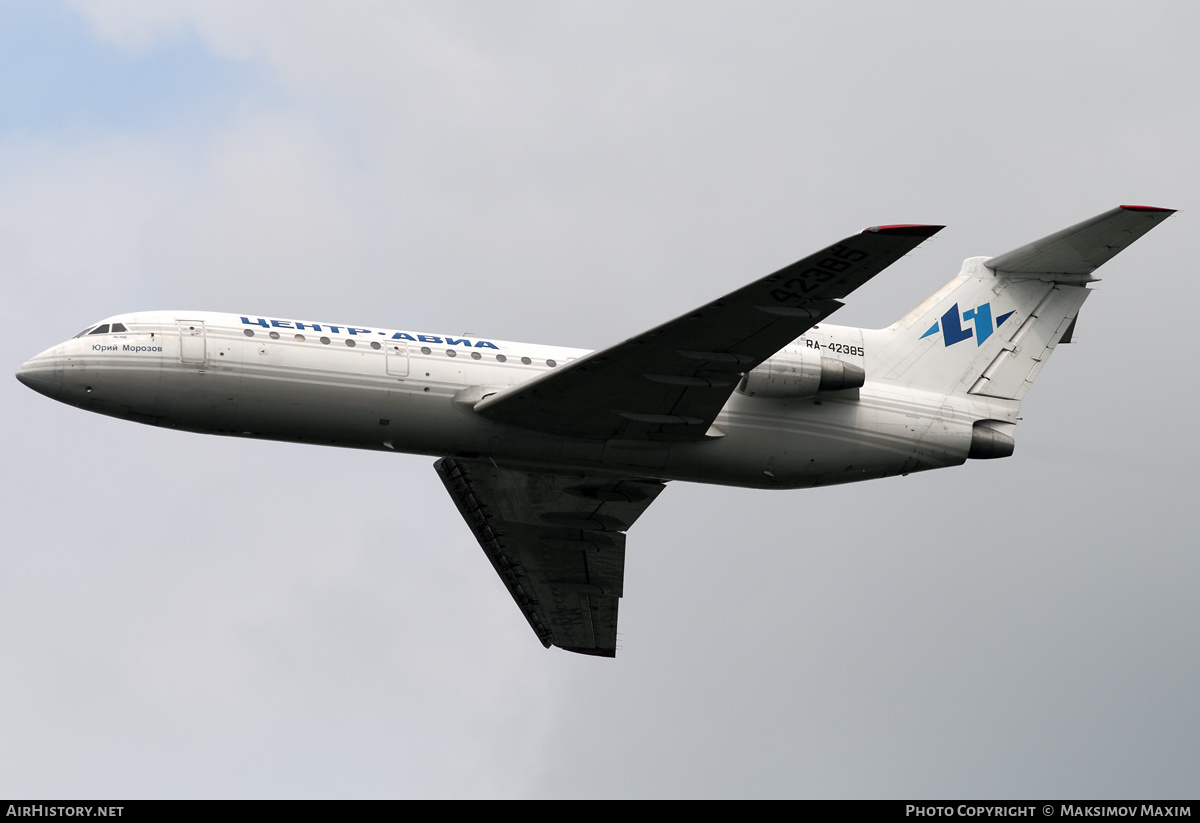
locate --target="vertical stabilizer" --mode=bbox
[864,206,1174,400]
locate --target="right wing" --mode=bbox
[474,224,943,441]
[434,457,666,657]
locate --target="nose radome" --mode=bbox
[15,353,62,399]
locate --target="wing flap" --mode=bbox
[434,457,666,657]
[475,225,942,440]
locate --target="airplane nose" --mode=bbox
[15,354,63,399]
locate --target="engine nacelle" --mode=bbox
[967,421,1015,459]
[736,350,865,399]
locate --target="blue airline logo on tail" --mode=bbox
[921,302,1015,347]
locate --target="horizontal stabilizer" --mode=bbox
[986,205,1174,276]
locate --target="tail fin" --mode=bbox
[865,205,1174,400]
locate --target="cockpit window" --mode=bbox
[110,323,127,333]
[74,326,96,338]
[88,324,111,335]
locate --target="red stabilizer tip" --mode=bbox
[1120,205,1176,212]
[863,224,945,236]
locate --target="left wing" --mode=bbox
[434,457,666,657]
[474,224,943,441]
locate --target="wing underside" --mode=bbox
[435,457,666,657]
[474,224,943,441]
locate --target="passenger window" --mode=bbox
[470,351,481,360]
[446,349,456,358]
[295,334,306,342]
[89,325,111,335]
[496,354,507,363]
[420,346,431,355]
[370,341,381,350]
[269,331,280,340]
[346,339,356,347]
[520,357,532,365]
[244,329,255,337]
[320,336,331,345]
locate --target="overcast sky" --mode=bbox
[3,0,1198,799]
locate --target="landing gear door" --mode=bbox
[386,342,409,377]
[178,320,206,365]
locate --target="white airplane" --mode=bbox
[16,205,1173,656]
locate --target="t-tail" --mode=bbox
[862,205,1174,455]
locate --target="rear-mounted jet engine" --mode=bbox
[736,349,865,399]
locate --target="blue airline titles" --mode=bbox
[240,316,500,348]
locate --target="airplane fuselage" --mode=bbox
[18,208,1171,656]
[17,310,1010,489]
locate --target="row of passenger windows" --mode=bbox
[242,327,557,367]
